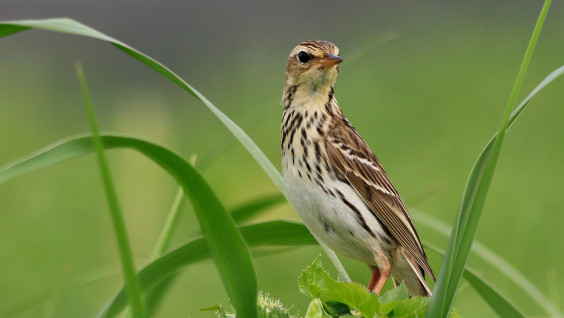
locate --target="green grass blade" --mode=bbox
[414,210,561,317]
[102,220,315,316]
[143,193,285,314]
[0,17,350,278]
[74,64,146,318]
[0,134,258,318]
[428,2,552,316]
[0,17,284,196]
[230,194,286,224]
[151,188,185,258]
[423,243,526,318]
[143,188,185,315]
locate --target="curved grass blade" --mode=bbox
[145,194,285,314]
[75,63,146,317]
[230,194,286,224]
[102,220,315,317]
[1,267,121,318]
[423,243,526,318]
[2,220,311,318]
[0,132,553,317]
[0,134,258,318]
[0,18,284,197]
[0,17,349,280]
[414,210,563,317]
[144,188,185,316]
[428,2,553,316]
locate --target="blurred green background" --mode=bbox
[1,1,563,317]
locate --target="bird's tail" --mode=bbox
[392,247,433,297]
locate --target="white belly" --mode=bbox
[283,161,392,266]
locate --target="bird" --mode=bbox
[280,40,435,297]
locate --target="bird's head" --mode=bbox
[284,40,342,97]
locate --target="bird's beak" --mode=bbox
[318,54,343,67]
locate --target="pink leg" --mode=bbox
[368,266,380,291]
[367,250,391,294]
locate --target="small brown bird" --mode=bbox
[281,40,435,296]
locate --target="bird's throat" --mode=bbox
[282,83,335,112]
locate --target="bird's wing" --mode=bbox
[325,121,435,280]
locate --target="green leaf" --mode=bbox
[298,256,327,299]
[305,299,333,318]
[427,1,554,317]
[379,283,409,315]
[324,273,379,318]
[380,282,409,304]
[392,297,428,318]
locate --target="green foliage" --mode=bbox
[296,257,460,318]
[1,7,563,317]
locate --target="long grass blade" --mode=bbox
[0,17,348,279]
[0,132,258,318]
[103,220,315,316]
[423,243,526,318]
[230,194,286,224]
[427,1,552,316]
[414,210,562,317]
[143,188,185,315]
[0,128,533,316]
[74,64,146,318]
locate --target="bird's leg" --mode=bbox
[368,250,391,294]
[367,266,380,291]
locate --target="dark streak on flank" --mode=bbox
[336,189,376,238]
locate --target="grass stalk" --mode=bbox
[151,188,185,258]
[427,1,552,316]
[74,62,147,318]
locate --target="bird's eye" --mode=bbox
[297,51,311,64]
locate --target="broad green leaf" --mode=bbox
[380,282,409,304]
[305,299,332,318]
[379,283,409,315]
[392,297,428,318]
[427,2,555,316]
[324,273,379,318]
[298,256,327,299]
[0,133,258,318]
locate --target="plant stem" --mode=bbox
[75,62,147,318]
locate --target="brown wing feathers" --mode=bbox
[325,121,435,280]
